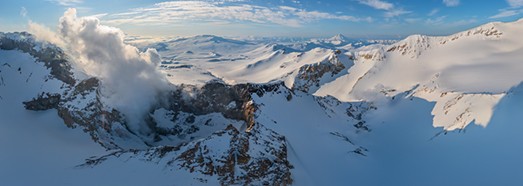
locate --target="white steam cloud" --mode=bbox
[30,8,169,134]
[28,21,66,47]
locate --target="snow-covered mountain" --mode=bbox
[2,9,523,185]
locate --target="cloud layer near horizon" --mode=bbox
[104,1,370,27]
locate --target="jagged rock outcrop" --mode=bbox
[0,32,75,85]
[292,50,354,94]
[292,51,348,93]
[81,124,293,186]
[53,77,136,149]
[174,124,293,185]
[23,92,61,111]
[386,35,432,58]
[386,23,503,59]
[315,95,375,133]
[149,82,292,141]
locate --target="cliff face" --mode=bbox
[80,124,293,186]
[0,32,75,85]
[292,51,347,93]
[170,124,293,185]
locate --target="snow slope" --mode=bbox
[0,48,105,185]
[315,19,523,130]
[0,50,180,185]
[158,19,523,131]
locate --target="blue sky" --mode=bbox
[1,0,523,38]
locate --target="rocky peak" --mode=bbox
[386,23,504,58]
[174,124,293,185]
[23,92,61,111]
[292,51,347,93]
[328,34,348,44]
[439,22,503,45]
[386,34,432,58]
[356,47,386,61]
[0,32,75,85]
[80,124,293,186]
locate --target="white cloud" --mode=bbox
[443,0,460,7]
[20,7,27,17]
[508,0,523,7]
[355,0,411,19]
[28,21,65,47]
[424,16,475,27]
[104,1,367,27]
[489,0,523,19]
[428,8,439,16]
[425,16,447,25]
[490,10,519,18]
[357,0,394,10]
[48,0,83,6]
[87,13,108,19]
[294,9,366,22]
[384,9,410,18]
[405,18,421,23]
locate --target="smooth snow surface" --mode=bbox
[314,21,523,130]
[246,84,523,186]
[0,50,105,185]
[349,85,523,186]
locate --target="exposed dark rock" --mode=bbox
[185,115,196,123]
[0,32,75,85]
[352,146,368,157]
[51,77,132,149]
[293,52,346,93]
[79,124,293,186]
[173,124,293,186]
[354,121,371,132]
[159,82,288,135]
[72,77,99,96]
[23,92,61,111]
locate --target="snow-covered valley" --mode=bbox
[2,9,523,186]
